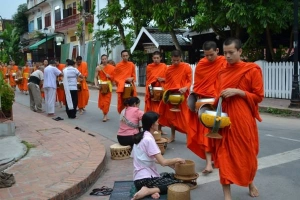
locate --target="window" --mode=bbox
[73,2,77,15]
[37,17,42,30]
[70,36,76,42]
[28,20,34,32]
[67,4,72,16]
[55,6,61,22]
[44,13,51,27]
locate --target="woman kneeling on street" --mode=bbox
[131,111,185,200]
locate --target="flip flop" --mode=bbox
[92,186,113,192]
[52,117,60,121]
[90,186,113,196]
[75,127,85,132]
[202,169,213,175]
[89,190,112,196]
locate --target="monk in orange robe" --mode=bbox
[213,38,263,199]
[187,41,226,174]
[2,64,9,83]
[94,55,115,121]
[21,63,31,94]
[9,61,19,90]
[113,50,137,114]
[144,51,167,134]
[76,56,90,114]
[158,50,192,142]
[55,60,65,107]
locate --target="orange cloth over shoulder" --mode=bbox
[187,56,226,159]
[158,62,192,133]
[144,63,167,113]
[56,64,65,104]
[9,65,19,86]
[98,64,115,115]
[113,60,137,113]
[214,62,264,186]
[77,61,89,109]
[21,66,31,91]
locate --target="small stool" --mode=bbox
[110,143,131,160]
[167,183,190,200]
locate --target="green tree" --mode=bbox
[194,0,294,61]
[151,0,197,51]
[12,3,28,35]
[0,24,23,64]
[93,28,121,55]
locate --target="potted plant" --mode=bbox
[0,73,15,121]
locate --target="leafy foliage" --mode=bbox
[93,28,121,55]
[12,3,28,35]
[0,73,15,111]
[0,24,23,64]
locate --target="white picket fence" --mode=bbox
[136,61,300,99]
[256,61,300,99]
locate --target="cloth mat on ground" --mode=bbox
[109,181,167,200]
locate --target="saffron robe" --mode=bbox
[113,60,137,114]
[77,61,90,109]
[187,56,226,159]
[98,64,115,115]
[144,63,167,113]
[158,62,192,133]
[56,64,65,104]
[21,66,31,91]
[9,65,19,87]
[214,61,264,186]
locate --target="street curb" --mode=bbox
[51,155,107,200]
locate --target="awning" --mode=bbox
[29,35,55,50]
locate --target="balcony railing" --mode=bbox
[55,13,94,32]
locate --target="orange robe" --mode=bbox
[187,56,226,159]
[1,66,8,82]
[77,61,90,109]
[144,63,167,113]
[21,66,31,91]
[214,62,264,186]
[113,61,137,114]
[56,64,65,104]
[98,64,115,115]
[9,65,19,87]
[158,62,192,133]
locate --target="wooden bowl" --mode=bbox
[175,160,195,176]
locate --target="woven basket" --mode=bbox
[167,183,190,200]
[175,160,195,176]
[157,143,165,155]
[152,131,161,141]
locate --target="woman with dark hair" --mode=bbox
[63,59,83,119]
[131,111,185,200]
[117,97,144,147]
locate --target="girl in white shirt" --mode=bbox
[131,111,185,200]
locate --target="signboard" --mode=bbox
[143,43,159,54]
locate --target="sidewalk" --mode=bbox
[0,103,106,200]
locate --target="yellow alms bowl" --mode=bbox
[200,112,231,128]
[168,93,184,105]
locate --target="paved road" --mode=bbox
[15,89,300,200]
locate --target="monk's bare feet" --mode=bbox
[249,183,259,197]
[132,186,154,200]
[151,192,160,199]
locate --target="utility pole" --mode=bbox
[289,0,300,108]
[79,0,86,60]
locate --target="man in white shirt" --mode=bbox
[28,66,44,113]
[43,60,62,116]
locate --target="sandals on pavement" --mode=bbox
[52,117,64,121]
[90,186,113,196]
[75,127,85,132]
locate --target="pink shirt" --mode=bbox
[117,107,144,136]
[131,131,161,181]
